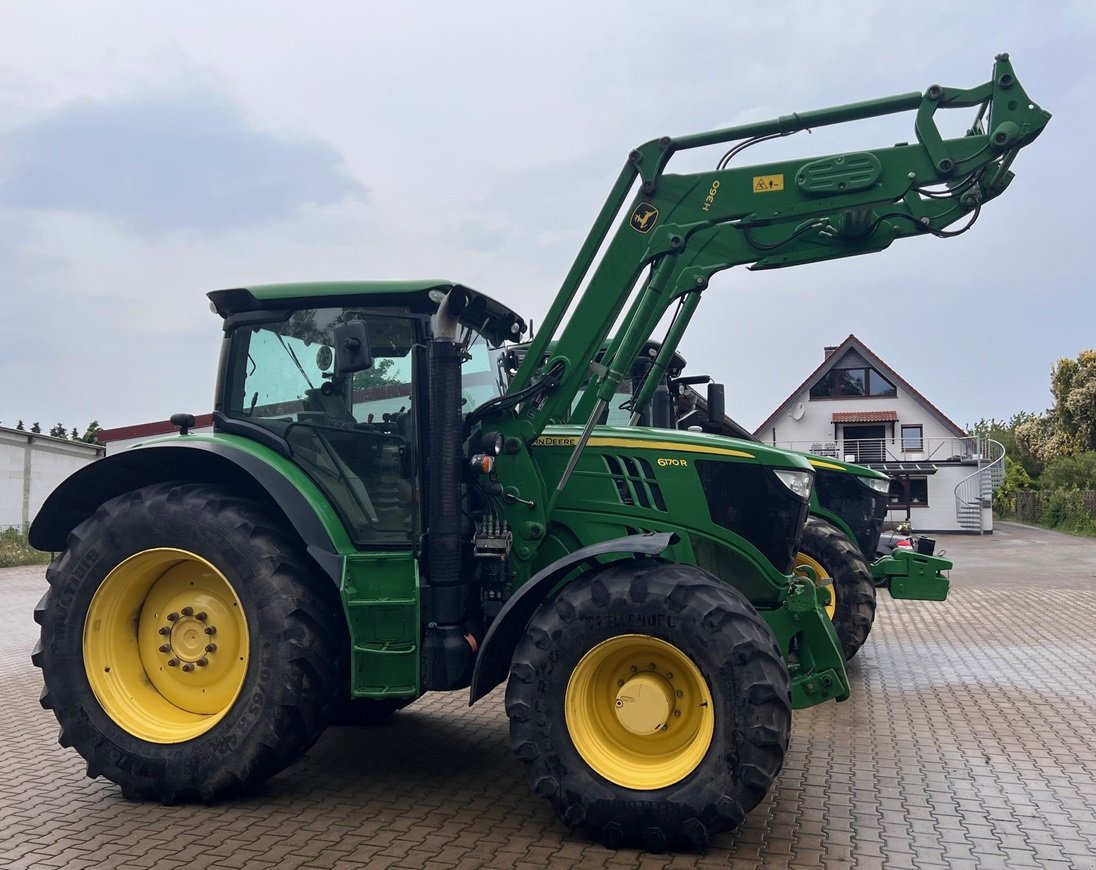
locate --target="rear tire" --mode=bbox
[506,559,791,851]
[796,517,877,661]
[32,482,344,801]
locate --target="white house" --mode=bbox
[753,335,1002,533]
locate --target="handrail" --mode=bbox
[770,436,985,463]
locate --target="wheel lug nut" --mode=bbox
[158,626,171,636]
[181,663,194,672]
[204,626,217,635]
[159,644,172,653]
[197,658,208,667]
[181,607,194,617]
[196,612,208,622]
[168,659,180,667]
[167,612,180,622]
[205,643,217,653]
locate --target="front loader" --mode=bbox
[31,56,1046,851]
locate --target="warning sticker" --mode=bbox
[753,174,784,193]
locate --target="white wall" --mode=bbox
[762,388,959,455]
[883,464,990,532]
[0,427,104,530]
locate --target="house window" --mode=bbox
[889,476,929,507]
[809,366,896,399]
[901,425,924,451]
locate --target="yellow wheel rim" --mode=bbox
[565,634,714,791]
[83,548,250,743]
[795,552,836,620]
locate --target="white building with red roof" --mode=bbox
[98,414,214,455]
[753,335,1001,533]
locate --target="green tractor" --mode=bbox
[498,337,895,662]
[628,340,953,662]
[31,57,1045,850]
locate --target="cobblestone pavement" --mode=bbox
[3,522,1096,869]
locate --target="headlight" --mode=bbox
[773,469,813,501]
[480,431,504,456]
[858,475,890,494]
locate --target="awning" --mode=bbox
[832,410,898,423]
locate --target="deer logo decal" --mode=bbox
[629,203,659,234]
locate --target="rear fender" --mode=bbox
[28,439,348,584]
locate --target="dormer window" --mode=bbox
[810,366,896,398]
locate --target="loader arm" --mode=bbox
[505,54,1047,451]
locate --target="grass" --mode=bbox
[0,527,52,569]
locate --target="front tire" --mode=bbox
[32,483,344,801]
[505,559,791,851]
[795,517,877,661]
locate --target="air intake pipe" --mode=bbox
[422,287,476,690]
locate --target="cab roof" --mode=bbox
[207,280,526,347]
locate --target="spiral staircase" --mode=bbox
[954,438,1005,533]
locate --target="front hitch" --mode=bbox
[761,576,850,709]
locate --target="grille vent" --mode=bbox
[603,455,667,511]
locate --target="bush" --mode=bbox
[1037,489,1096,536]
[0,527,52,569]
[1041,451,1096,490]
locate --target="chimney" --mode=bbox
[824,346,838,358]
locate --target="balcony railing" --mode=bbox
[768,436,987,465]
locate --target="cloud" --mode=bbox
[0,89,366,235]
[0,2,1094,434]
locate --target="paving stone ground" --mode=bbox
[3,521,1095,869]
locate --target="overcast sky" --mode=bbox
[1,2,1092,436]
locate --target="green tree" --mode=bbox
[30,422,41,434]
[81,421,102,444]
[969,413,1042,477]
[993,455,1035,513]
[16,420,24,431]
[1050,349,1096,453]
[1018,350,1096,464]
[351,357,397,392]
[1041,452,1096,490]
[49,423,67,438]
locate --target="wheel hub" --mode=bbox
[614,672,675,735]
[161,608,217,668]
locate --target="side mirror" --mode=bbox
[334,320,373,374]
[706,382,725,426]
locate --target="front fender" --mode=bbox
[29,437,352,584]
[468,532,675,705]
